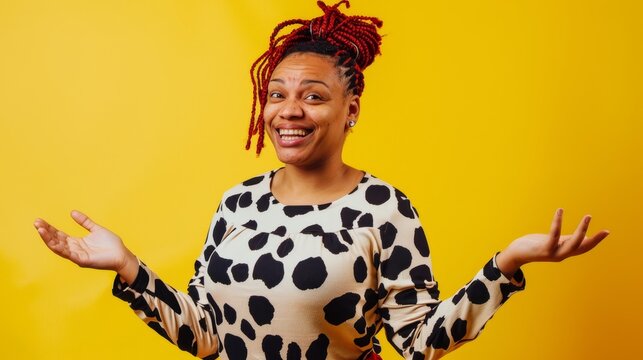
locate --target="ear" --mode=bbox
[345,94,360,128]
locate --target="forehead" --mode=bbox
[270,52,343,84]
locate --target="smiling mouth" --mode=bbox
[278,128,313,141]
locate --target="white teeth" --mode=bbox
[278,128,309,136]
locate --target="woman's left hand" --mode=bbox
[496,208,610,279]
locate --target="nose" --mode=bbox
[278,98,304,119]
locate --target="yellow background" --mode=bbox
[1,0,641,358]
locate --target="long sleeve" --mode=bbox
[112,201,231,359]
[377,193,525,359]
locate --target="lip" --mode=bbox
[273,126,314,148]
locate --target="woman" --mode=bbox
[33,1,609,359]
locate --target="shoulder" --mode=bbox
[218,169,275,210]
[358,172,420,222]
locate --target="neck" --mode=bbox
[272,160,362,205]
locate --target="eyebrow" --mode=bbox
[270,78,330,89]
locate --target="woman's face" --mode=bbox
[263,52,360,168]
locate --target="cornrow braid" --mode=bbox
[245,0,383,156]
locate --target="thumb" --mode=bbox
[70,210,101,232]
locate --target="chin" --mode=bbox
[275,150,318,168]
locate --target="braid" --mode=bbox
[245,0,383,156]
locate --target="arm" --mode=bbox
[112,202,231,358]
[379,206,608,359]
[112,255,219,358]
[35,202,231,359]
[377,213,525,360]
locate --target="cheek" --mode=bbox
[262,105,277,126]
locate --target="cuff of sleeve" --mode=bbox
[492,252,525,288]
[482,253,526,304]
[112,258,151,301]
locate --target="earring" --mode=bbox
[348,120,356,128]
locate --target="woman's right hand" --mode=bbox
[34,210,139,283]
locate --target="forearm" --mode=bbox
[113,261,219,358]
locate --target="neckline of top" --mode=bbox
[266,167,369,208]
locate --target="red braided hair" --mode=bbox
[245,0,383,155]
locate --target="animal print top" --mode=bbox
[113,169,525,360]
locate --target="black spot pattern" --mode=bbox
[381,246,413,280]
[305,334,329,360]
[177,325,196,355]
[379,222,397,249]
[318,203,331,210]
[354,317,366,334]
[466,280,490,305]
[242,175,264,186]
[292,257,328,290]
[483,257,502,281]
[223,303,237,325]
[287,342,302,360]
[154,279,181,314]
[409,264,433,289]
[452,287,466,305]
[239,192,253,208]
[272,225,287,236]
[322,232,349,254]
[231,263,249,282]
[257,193,271,212]
[357,213,373,227]
[323,292,360,325]
[242,219,258,230]
[207,252,233,285]
[253,253,285,289]
[249,295,275,326]
[248,232,270,250]
[353,256,367,283]
[365,184,391,205]
[241,319,256,340]
[451,318,468,343]
[212,217,227,246]
[283,205,315,217]
[203,245,215,262]
[362,288,378,313]
[209,294,222,326]
[301,224,323,234]
[340,207,361,228]
[277,238,294,258]
[394,288,418,305]
[354,323,376,347]
[225,193,241,212]
[262,334,284,359]
[339,229,353,244]
[395,189,415,219]
[224,333,248,360]
[413,227,430,257]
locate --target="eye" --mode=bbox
[305,93,323,101]
[269,91,284,99]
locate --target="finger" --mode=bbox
[70,210,100,232]
[34,219,62,242]
[547,208,563,251]
[558,215,591,258]
[36,226,70,257]
[572,230,610,256]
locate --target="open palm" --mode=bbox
[34,210,130,271]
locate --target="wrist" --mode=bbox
[496,248,523,280]
[116,251,139,284]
